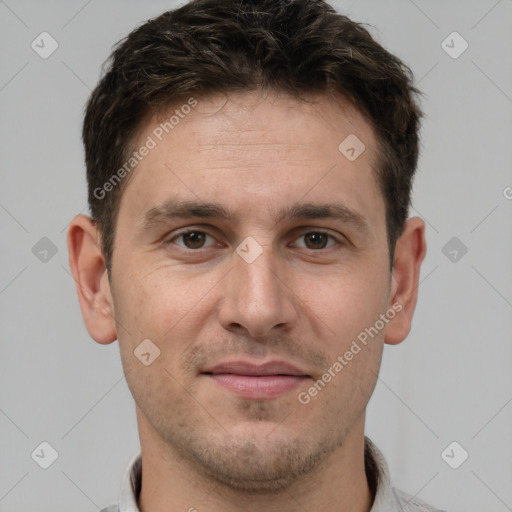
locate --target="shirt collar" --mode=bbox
[117,436,395,512]
[119,452,141,512]
[364,436,396,511]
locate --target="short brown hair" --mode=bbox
[83,0,423,273]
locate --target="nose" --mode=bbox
[218,246,298,339]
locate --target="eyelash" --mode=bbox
[164,228,343,252]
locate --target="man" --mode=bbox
[67,0,443,510]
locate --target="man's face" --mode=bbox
[109,90,393,490]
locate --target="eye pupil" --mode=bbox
[183,232,205,249]
[305,233,328,249]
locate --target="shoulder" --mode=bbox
[392,487,447,512]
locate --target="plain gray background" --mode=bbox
[1,0,511,511]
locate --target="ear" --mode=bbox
[67,214,117,344]
[384,217,426,345]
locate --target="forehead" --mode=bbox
[118,90,384,231]
[153,90,376,156]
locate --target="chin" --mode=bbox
[173,428,339,494]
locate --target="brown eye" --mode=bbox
[169,230,215,250]
[303,233,329,249]
[294,231,337,250]
[182,232,206,249]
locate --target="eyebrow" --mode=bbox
[138,198,370,235]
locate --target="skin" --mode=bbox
[68,89,426,512]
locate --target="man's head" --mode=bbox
[82,0,422,275]
[68,0,426,496]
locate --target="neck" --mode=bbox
[137,413,373,512]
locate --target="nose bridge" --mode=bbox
[219,240,296,337]
[236,242,283,309]
[249,248,280,289]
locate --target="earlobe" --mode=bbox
[67,214,117,344]
[384,217,426,346]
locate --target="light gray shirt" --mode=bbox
[100,437,446,512]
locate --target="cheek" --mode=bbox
[313,311,385,416]
[307,265,390,346]
[308,272,388,407]
[115,261,189,332]
[331,344,382,418]
[113,263,220,374]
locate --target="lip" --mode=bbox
[202,360,310,400]
[204,360,309,376]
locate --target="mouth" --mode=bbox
[202,360,311,400]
